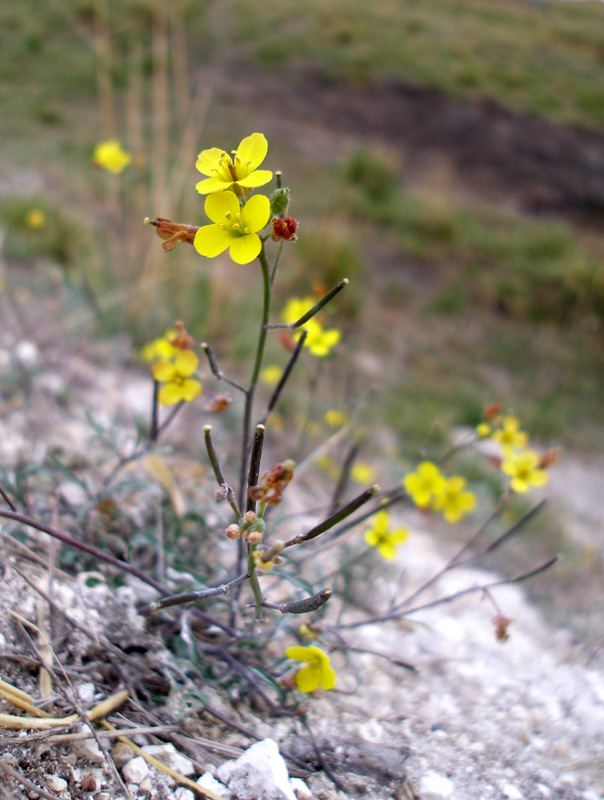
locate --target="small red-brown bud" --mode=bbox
[484,402,504,421]
[248,530,263,544]
[271,216,298,242]
[492,614,512,642]
[206,393,232,413]
[168,321,195,350]
[225,524,241,540]
[539,448,561,469]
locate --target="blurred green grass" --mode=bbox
[2,0,604,454]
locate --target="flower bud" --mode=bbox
[269,187,290,217]
[225,524,242,540]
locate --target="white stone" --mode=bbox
[14,340,39,368]
[76,681,96,706]
[122,756,150,785]
[418,772,454,800]
[44,775,68,793]
[197,772,231,798]
[502,784,524,800]
[169,789,195,800]
[142,743,195,776]
[216,738,296,800]
[71,735,105,764]
[290,777,313,799]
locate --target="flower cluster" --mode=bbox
[477,409,557,493]
[281,296,341,358]
[144,322,202,406]
[403,461,476,523]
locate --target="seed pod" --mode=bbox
[280,588,332,615]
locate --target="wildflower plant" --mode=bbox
[0,131,560,743]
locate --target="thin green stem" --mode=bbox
[247,544,264,619]
[239,243,271,510]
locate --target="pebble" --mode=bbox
[197,772,231,798]
[44,775,68,793]
[502,783,524,799]
[217,738,296,800]
[122,756,150,785]
[290,777,313,799]
[169,789,195,800]
[418,772,454,799]
[142,743,195,776]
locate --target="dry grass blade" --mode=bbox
[100,721,228,800]
[0,759,62,800]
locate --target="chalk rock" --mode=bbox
[216,738,296,800]
[142,743,195,776]
[197,772,232,798]
[419,772,454,799]
[44,775,68,793]
[290,777,313,799]
[122,756,150,784]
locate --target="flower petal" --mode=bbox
[196,147,230,177]
[295,664,321,693]
[238,169,273,189]
[179,379,202,401]
[285,646,313,662]
[236,133,268,173]
[229,233,262,265]
[151,361,177,382]
[319,662,337,690]
[173,349,199,376]
[241,194,271,233]
[195,177,234,194]
[194,225,233,258]
[158,383,184,406]
[205,191,241,224]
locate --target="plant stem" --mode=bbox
[247,544,264,620]
[239,243,271,510]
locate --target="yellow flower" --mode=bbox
[351,461,375,484]
[501,450,549,493]
[493,416,528,454]
[26,209,45,229]
[151,350,202,406]
[431,476,476,524]
[324,409,349,428]
[285,645,337,693]
[195,132,273,196]
[281,297,317,325]
[194,192,270,265]
[304,318,341,357]
[298,624,317,639]
[281,298,341,358]
[261,364,283,386]
[476,422,491,438]
[364,510,408,560]
[93,139,132,174]
[403,461,446,507]
[141,331,177,363]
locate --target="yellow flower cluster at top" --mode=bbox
[142,324,202,407]
[193,133,273,265]
[477,410,555,493]
[404,461,476,524]
[281,296,341,358]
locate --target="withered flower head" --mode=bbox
[205,393,233,413]
[168,321,195,350]
[249,459,295,506]
[145,217,199,252]
[484,402,504,421]
[271,216,298,242]
[492,614,512,642]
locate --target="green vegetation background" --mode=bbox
[2,0,604,450]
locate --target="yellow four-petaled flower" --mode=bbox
[501,450,548,493]
[285,645,337,693]
[151,350,202,406]
[93,139,132,174]
[194,192,270,265]
[364,510,408,560]
[195,133,273,196]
